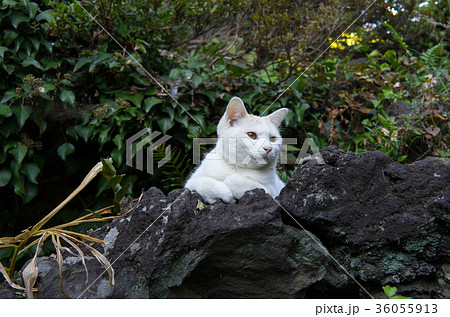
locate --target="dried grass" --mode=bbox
[0,159,143,298]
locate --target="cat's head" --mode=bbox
[217,97,288,169]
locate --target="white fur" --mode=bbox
[185,97,288,204]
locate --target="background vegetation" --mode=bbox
[0,0,448,251]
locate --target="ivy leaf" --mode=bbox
[21,162,40,184]
[9,143,28,166]
[73,57,91,72]
[9,12,30,28]
[116,92,144,107]
[74,125,93,142]
[157,117,174,134]
[21,58,42,69]
[36,9,55,23]
[0,46,8,59]
[14,106,31,129]
[57,143,75,161]
[40,57,61,70]
[98,128,111,145]
[26,2,39,18]
[60,89,75,104]
[1,91,17,103]
[144,97,163,113]
[111,148,123,166]
[0,104,13,117]
[0,167,12,187]
[3,30,18,46]
[33,115,47,135]
[23,182,38,204]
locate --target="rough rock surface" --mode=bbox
[1,146,448,298]
[34,188,328,298]
[279,147,449,298]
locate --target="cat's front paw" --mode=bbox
[223,174,261,199]
[202,182,235,204]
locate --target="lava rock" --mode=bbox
[34,187,328,298]
[278,146,449,298]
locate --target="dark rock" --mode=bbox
[0,289,16,299]
[9,146,448,299]
[278,146,449,298]
[33,188,328,298]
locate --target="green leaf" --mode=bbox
[73,57,91,72]
[291,77,305,93]
[101,158,116,179]
[109,175,123,188]
[33,115,47,135]
[111,148,123,166]
[144,97,163,113]
[14,106,31,129]
[23,182,38,204]
[0,167,12,187]
[3,30,18,46]
[88,52,113,72]
[196,199,207,211]
[157,117,174,134]
[21,162,40,184]
[74,122,92,140]
[295,103,310,123]
[9,143,28,166]
[378,113,390,129]
[169,68,181,80]
[40,57,61,70]
[9,12,30,28]
[35,9,55,23]
[99,128,111,145]
[175,115,189,128]
[397,155,408,163]
[381,87,394,99]
[116,92,144,107]
[113,134,123,151]
[1,91,17,103]
[60,89,75,104]
[0,104,13,117]
[26,1,39,18]
[96,177,110,197]
[115,184,130,202]
[0,46,8,59]
[2,63,15,75]
[368,50,381,58]
[21,58,42,69]
[57,142,75,161]
[191,74,203,88]
[382,285,397,298]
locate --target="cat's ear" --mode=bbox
[225,97,248,126]
[267,108,288,127]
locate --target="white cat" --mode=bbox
[185,97,288,204]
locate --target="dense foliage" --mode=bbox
[0,0,448,239]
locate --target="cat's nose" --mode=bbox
[263,147,272,154]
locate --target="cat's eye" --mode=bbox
[247,132,257,139]
[270,136,277,142]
